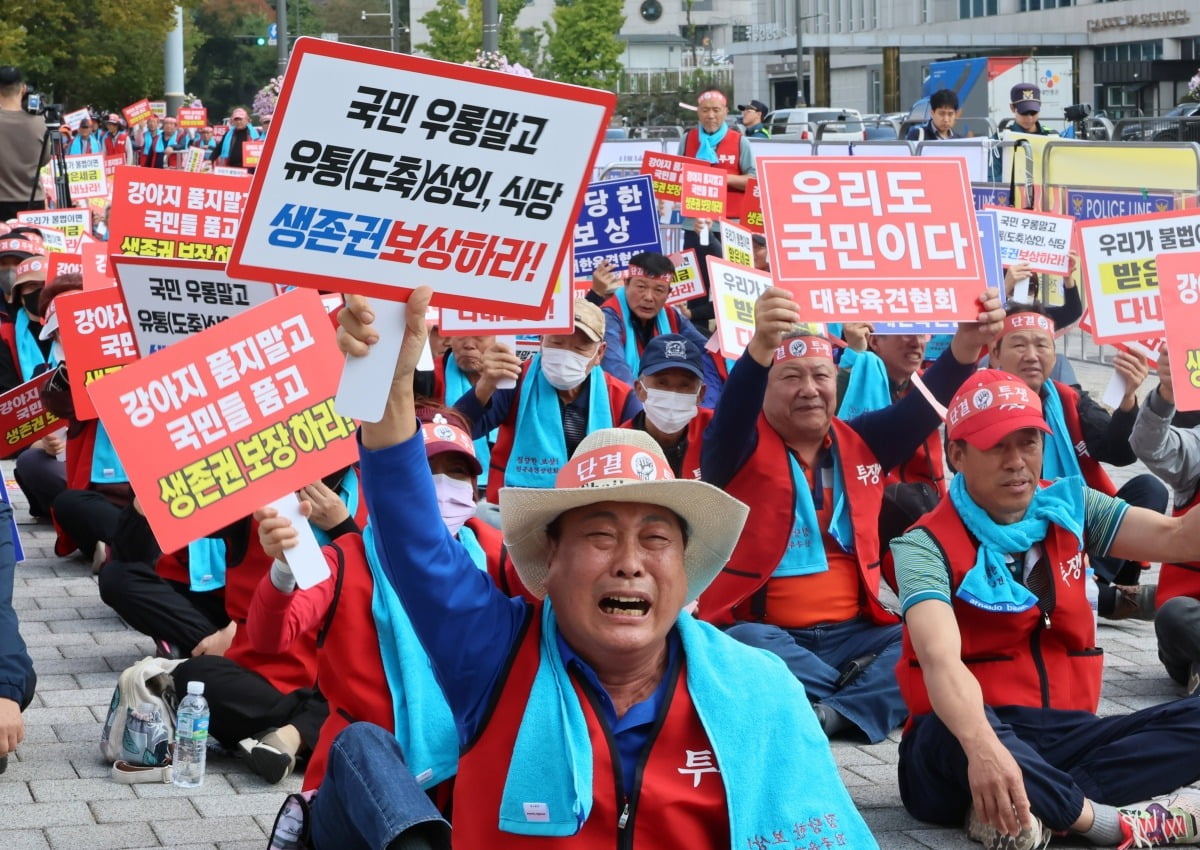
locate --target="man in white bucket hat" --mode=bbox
[292,285,880,850]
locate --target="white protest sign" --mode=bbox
[719,220,755,268]
[110,255,278,356]
[213,166,251,177]
[63,153,108,199]
[179,147,207,173]
[985,206,1074,275]
[36,228,68,253]
[270,491,329,590]
[16,209,90,252]
[666,249,705,306]
[707,256,773,361]
[63,108,91,131]
[1078,208,1200,344]
[228,37,615,320]
[439,257,574,336]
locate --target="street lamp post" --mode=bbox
[361,7,404,52]
[793,1,823,107]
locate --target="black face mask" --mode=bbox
[21,289,41,319]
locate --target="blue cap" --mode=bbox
[639,334,704,379]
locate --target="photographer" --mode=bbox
[0,67,49,220]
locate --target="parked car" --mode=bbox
[763,107,865,141]
[1150,102,1200,142]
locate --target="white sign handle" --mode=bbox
[335,298,407,424]
[269,492,330,590]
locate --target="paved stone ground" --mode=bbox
[0,329,1185,848]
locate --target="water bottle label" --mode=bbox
[191,716,209,739]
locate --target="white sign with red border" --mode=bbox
[985,206,1074,275]
[708,256,773,360]
[64,154,108,200]
[438,258,574,336]
[227,37,615,320]
[17,209,89,252]
[666,249,704,306]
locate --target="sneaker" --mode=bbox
[267,790,316,850]
[966,804,1050,850]
[239,729,297,784]
[1118,791,1200,848]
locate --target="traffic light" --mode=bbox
[234,35,268,46]
[257,36,267,46]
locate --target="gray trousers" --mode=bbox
[1156,595,1200,685]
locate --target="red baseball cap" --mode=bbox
[420,415,482,476]
[946,369,1052,449]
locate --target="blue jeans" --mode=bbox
[311,723,450,850]
[724,617,906,742]
[900,699,1200,831]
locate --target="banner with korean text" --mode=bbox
[87,288,358,554]
[108,166,250,263]
[0,373,62,458]
[1078,209,1200,344]
[437,258,574,336]
[572,176,660,278]
[679,162,727,221]
[55,287,139,420]
[177,107,207,129]
[122,99,153,127]
[757,157,983,323]
[63,154,108,200]
[17,210,89,252]
[666,249,704,306]
[640,151,701,204]
[986,206,1074,275]
[707,257,772,360]
[111,256,278,356]
[227,38,614,319]
[1153,251,1200,411]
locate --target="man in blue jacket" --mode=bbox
[0,498,34,773]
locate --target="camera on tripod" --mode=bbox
[23,88,64,127]
[1064,103,1092,123]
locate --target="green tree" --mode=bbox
[418,0,540,68]
[542,0,624,90]
[186,0,277,118]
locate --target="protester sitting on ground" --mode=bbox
[620,333,710,480]
[697,286,1004,743]
[35,274,131,570]
[892,368,1200,850]
[0,497,33,775]
[587,253,710,387]
[1130,348,1200,694]
[988,302,1167,620]
[0,249,54,393]
[836,325,948,497]
[252,408,507,792]
[452,299,640,508]
[302,284,880,850]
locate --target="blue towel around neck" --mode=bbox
[15,311,54,383]
[614,287,670,378]
[837,350,893,420]
[499,602,879,847]
[694,123,729,164]
[363,523,465,790]
[950,473,1085,614]
[187,537,226,592]
[773,449,853,578]
[444,355,495,487]
[1039,381,1081,481]
[90,422,129,484]
[505,354,610,489]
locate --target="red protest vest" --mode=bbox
[453,604,729,850]
[698,416,895,628]
[1157,484,1200,605]
[303,519,504,790]
[682,129,746,221]
[485,364,635,504]
[888,432,947,497]
[896,492,1103,725]
[601,294,683,355]
[1052,380,1117,497]
[619,408,712,481]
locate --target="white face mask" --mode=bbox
[640,385,700,434]
[433,473,476,536]
[539,347,593,391]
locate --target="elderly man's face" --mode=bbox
[948,429,1044,524]
[448,334,494,375]
[625,276,670,322]
[868,334,927,384]
[545,500,687,667]
[698,99,728,134]
[763,357,837,444]
[991,329,1056,393]
[163,118,178,134]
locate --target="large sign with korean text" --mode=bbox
[63,154,108,200]
[986,207,1074,275]
[438,259,574,336]
[227,38,614,319]
[111,256,279,356]
[1153,251,1200,412]
[572,176,660,278]
[1078,209,1200,344]
[108,166,250,263]
[757,157,983,322]
[17,209,89,252]
[87,288,358,554]
[707,256,772,360]
[0,373,62,459]
[55,287,139,420]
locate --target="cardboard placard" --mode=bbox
[111,255,279,356]
[758,157,983,322]
[666,249,705,306]
[81,242,114,290]
[17,209,89,252]
[226,37,615,320]
[87,288,358,554]
[719,220,755,268]
[242,140,265,168]
[986,206,1074,274]
[54,287,138,420]
[150,101,167,118]
[63,153,108,200]
[679,162,727,221]
[707,256,773,360]
[640,150,703,203]
[742,177,764,233]
[177,107,208,129]
[123,99,153,127]
[108,166,249,263]
[572,175,660,278]
[0,372,63,459]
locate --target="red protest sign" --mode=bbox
[757,157,983,323]
[640,151,699,203]
[227,38,614,321]
[54,287,138,420]
[123,99,153,127]
[177,107,208,129]
[108,166,248,263]
[81,242,114,290]
[242,140,264,168]
[1153,251,1200,411]
[742,178,764,234]
[666,249,705,306]
[87,289,358,554]
[103,155,125,181]
[213,125,229,141]
[680,163,727,221]
[0,372,63,459]
[47,253,83,283]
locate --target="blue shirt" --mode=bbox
[360,430,678,786]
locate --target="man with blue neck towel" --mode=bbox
[893,368,1200,850]
[309,286,881,850]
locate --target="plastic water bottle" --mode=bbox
[173,681,210,788]
[1085,566,1099,630]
